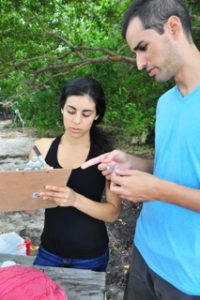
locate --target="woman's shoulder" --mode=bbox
[32,137,55,157]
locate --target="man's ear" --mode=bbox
[165,16,182,39]
[61,108,63,115]
[94,115,99,120]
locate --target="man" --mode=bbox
[82,0,200,299]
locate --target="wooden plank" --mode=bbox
[0,254,35,265]
[0,169,71,211]
[0,254,106,300]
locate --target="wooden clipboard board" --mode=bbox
[0,169,71,212]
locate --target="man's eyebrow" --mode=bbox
[133,41,144,51]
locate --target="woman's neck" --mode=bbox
[61,131,90,148]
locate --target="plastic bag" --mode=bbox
[24,156,45,170]
[0,232,26,255]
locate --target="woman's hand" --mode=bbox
[40,185,77,207]
[40,183,121,222]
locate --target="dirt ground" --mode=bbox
[106,201,141,299]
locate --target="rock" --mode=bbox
[107,285,124,300]
[0,128,36,170]
[0,130,35,158]
[131,132,148,145]
[0,120,12,129]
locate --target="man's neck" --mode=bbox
[175,46,200,96]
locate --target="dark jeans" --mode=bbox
[33,245,109,272]
[123,247,200,300]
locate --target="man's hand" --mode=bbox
[81,149,133,179]
[109,169,161,202]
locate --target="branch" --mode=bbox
[0,93,27,107]
[44,31,86,60]
[30,46,135,82]
[0,100,14,107]
[34,56,134,74]
[30,70,72,90]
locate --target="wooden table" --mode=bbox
[0,254,106,300]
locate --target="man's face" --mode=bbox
[126,17,180,82]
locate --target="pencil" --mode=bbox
[33,145,46,166]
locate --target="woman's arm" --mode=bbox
[40,181,121,222]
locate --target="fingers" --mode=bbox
[109,181,125,198]
[109,172,132,198]
[40,185,70,207]
[110,172,123,185]
[42,193,68,206]
[41,191,64,200]
[111,169,133,176]
[102,171,112,180]
[81,153,107,169]
[44,164,53,170]
[81,151,116,169]
[98,163,119,180]
[45,185,66,191]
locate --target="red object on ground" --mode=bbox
[0,265,68,300]
[24,239,32,255]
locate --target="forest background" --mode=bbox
[1,0,199,145]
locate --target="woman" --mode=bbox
[30,77,121,271]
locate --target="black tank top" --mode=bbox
[41,135,108,259]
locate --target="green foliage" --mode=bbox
[17,88,63,136]
[0,0,199,142]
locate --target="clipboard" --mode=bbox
[0,169,71,212]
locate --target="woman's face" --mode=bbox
[61,94,98,138]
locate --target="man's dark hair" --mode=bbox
[122,0,192,42]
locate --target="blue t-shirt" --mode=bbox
[135,85,200,295]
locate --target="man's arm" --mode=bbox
[81,149,154,177]
[127,154,154,173]
[158,178,200,212]
[82,150,200,212]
